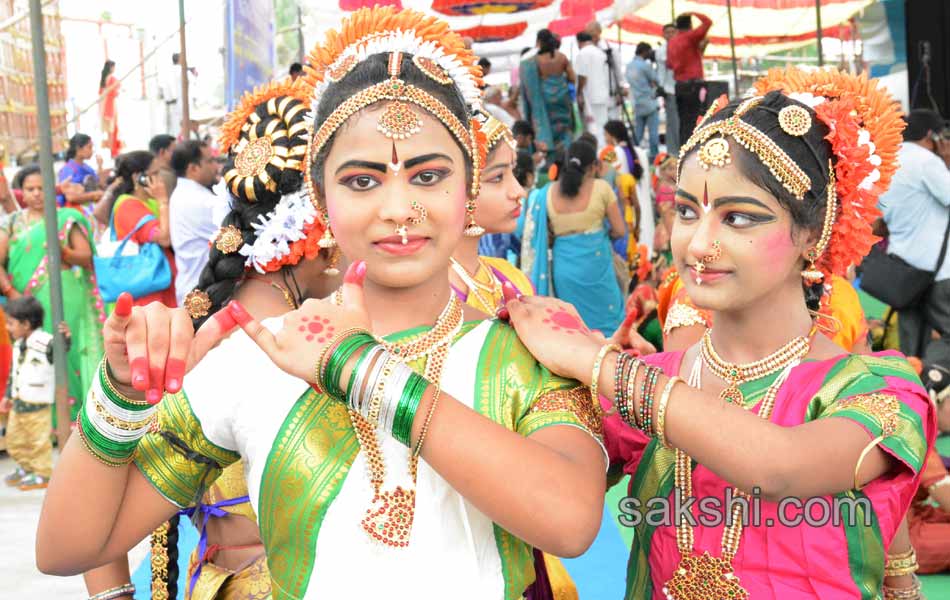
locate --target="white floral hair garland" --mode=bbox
[237,189,318,273]
[786,92,882,191]
[310,29,483,122]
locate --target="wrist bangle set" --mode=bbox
[79,359,157,466]
[88,583,135,600]
[316,330,430,448]
[595,344,681,447]
[884,548,919,578]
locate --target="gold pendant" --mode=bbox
[361,487,416,548]
[719,383,744,405]
[663,552,749,600]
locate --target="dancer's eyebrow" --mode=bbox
[335,160,387,174]
[404,153,454,169]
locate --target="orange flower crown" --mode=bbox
[749,68,905,282]
[219,77,312,154]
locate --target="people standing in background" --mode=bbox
[478,57,492,78]
[110,150,176,307]
[57,133,103,209]
[98,60,122,158]
[0,297,65,491]
[161,53,196,136]
[0,165,104,423]
[484,86,516,128]
[289,62,303,81]
[878,109,950,364]
[653,23,680,156]
[626,42,660,162]
[667,11,712,144]
[575,21,625,148]
[519,28,575,159]
[168,140,221,305]
[92,134,177,228]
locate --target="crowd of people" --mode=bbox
[0,5,946,600]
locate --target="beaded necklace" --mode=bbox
[450,257,502,312]
[664,336,810,600]
[700,329,811,405]
[332,291,462,547]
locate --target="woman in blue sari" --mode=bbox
[518,140,626,335]
[519,29,575,159]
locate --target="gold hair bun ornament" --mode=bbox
[233,136,275,178]
[214,225,243,254]
[183,289,213,319]
[778,105,812,137]
[481,113,515,153]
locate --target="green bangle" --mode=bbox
[392,371,427,446]
[78,407,139,461]
[100,360,151,410]
[323,333,375,399]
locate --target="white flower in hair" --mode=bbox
[239,190,318,273]
[787,92,826,109]
[856,128,882,190]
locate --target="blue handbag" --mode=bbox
[93,213,172,302]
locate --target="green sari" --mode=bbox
[5,208,106,420]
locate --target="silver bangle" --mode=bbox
[89,583,135,600]
[381,361,412,436]
[348,345,385,414]
[359,349,390,421]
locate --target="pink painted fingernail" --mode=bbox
[165,358,185,394]
[227,301,252,326]
[130,357,148,390]
[146,388,162,405]
[502,281,519,302]
[344,260,367,285]
[496,307,510,321]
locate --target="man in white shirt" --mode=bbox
[169,140,221,304]
[878,109,950,363]
[653,23,679,156]
[574,21,625,148]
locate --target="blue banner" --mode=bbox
[225,0,275,109]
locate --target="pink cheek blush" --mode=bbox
[759,230,797,265]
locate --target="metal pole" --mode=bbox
[815,0,824,67]
[296,5,305,64]
[671,0,676,23]
[726,0,740,96]
[28,0,69,448]
[178,0,190,139]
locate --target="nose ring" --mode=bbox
[408,200,427,225]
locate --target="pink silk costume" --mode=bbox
[603,349,935,600]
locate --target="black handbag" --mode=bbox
[860,213,950,310]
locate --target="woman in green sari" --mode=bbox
[0,165,106,421]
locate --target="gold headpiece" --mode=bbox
[214,225,243,254]
[482,114,516,153]
[679,95,811,201]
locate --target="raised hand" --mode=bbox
[504,287,603,383]
[231,260,371,385]
[103,292,238,403]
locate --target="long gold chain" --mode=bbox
[332,290,462,548]
[450,257,502,312]
[700,329,811,405]
[665,340,809,600]
[245,275,297,309]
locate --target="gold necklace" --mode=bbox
[244,275,297,309]
[332,290,462,548]
[450,257,502,312]
[664,348,807,600]
[700,329,811,405]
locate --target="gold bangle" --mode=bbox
[590,344,621,419]
[655,376,682,449]
[412,383,441,459]
[101,359,150,406]
[853,434,884,490]
[885,548,919,577]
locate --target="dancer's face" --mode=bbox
[475,143,525,235]
[322,104,469,289]
[671,153,815,312]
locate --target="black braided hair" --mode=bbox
[165,514,180,598]
[310,52,474,204]
[679,90,835,311]
[191,95,310,329]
